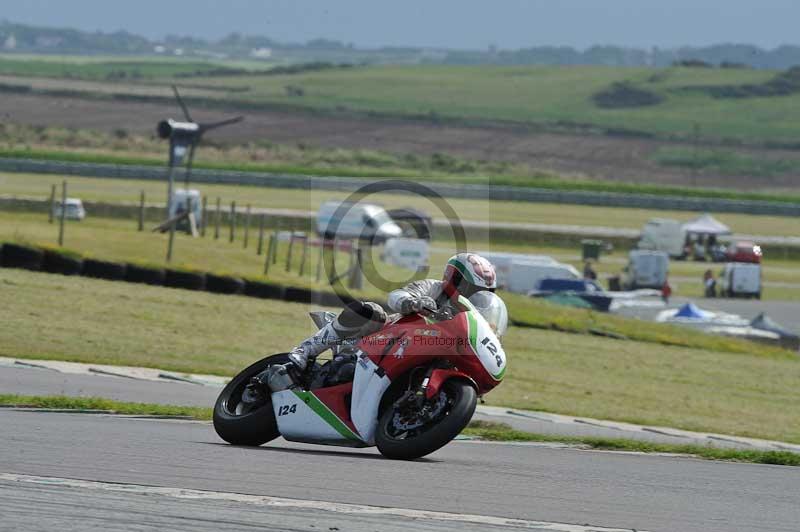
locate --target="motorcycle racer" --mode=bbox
[243,253,496,401]
[285,252,498,372]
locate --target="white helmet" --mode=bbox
[442,253,497,298]
[468,291,508,338]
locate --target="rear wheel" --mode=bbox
[213,353,289,446]
[376,379,477,460]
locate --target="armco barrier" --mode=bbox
[1,157,799,216]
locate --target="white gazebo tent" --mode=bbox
[681,214,731,236]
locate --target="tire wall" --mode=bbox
[1,243,372,310]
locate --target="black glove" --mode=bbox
[431,306,454,321]
[400,295,437,315]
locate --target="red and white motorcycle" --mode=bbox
[213,292,507,460]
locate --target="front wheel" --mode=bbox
[376,380,477,460]
[213,353,289,446]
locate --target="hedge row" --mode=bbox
[0,243,357,308]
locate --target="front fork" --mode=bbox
[395,362,476,410]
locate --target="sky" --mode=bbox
[2,0,798,50]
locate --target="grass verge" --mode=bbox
[1,268,799,443]
[2,218,794,356]
[463,421,800,466]
[5,171,800,238]
[2,396,797,466]
[0,394,211,420]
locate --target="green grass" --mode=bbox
[7,205,796,355]
[463,421,800,466]
[177,64,800,144]
[5,59,800,144]
[2,205,799,351]
[2,395,798,465]
[1,268,799,443]
[2,205,799,330]
[3,170,800,239]
[3,143,800,205]
[0,394,210,419]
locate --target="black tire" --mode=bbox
[125,264,166,286]
[206,274,245,295]
[82,259,126,281]
[376,379,477,460]
[243,280,285,300]
[213,353,288,446]
[1,243,44,271]
[165,269,206,291]
[42,249,83,276]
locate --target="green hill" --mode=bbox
[178,64,800,144]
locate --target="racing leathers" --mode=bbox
[287,279,449,371]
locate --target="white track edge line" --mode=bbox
[0,473,647,532]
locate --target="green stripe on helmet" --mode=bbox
[447,257,475,284]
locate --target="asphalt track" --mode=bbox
[2,409,799,532]
[6,364,795,451]
[614,296,800,334]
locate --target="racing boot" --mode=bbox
[287,321,343,372]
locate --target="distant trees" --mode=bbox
[3,20,800,70]
[439,43,800,70]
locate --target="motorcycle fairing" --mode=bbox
[350,352,392,445]
[271,386,367,447]
[271,356,390,447]
[460,296,507,381]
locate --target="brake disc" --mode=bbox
[391,391,448,431]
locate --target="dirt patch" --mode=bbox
[0,92,798,191]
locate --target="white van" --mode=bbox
[719,263,761,299]
[623,250,669,290]
[53,198,86,221]
[170,189,203,226]
[480,251,577,293]
[638,218,685,258]
[478,252,558,290]
[509,262,580,294]
[317,201,403,243]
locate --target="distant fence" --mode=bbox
[5,194,800,259]
[1,157,799,216]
